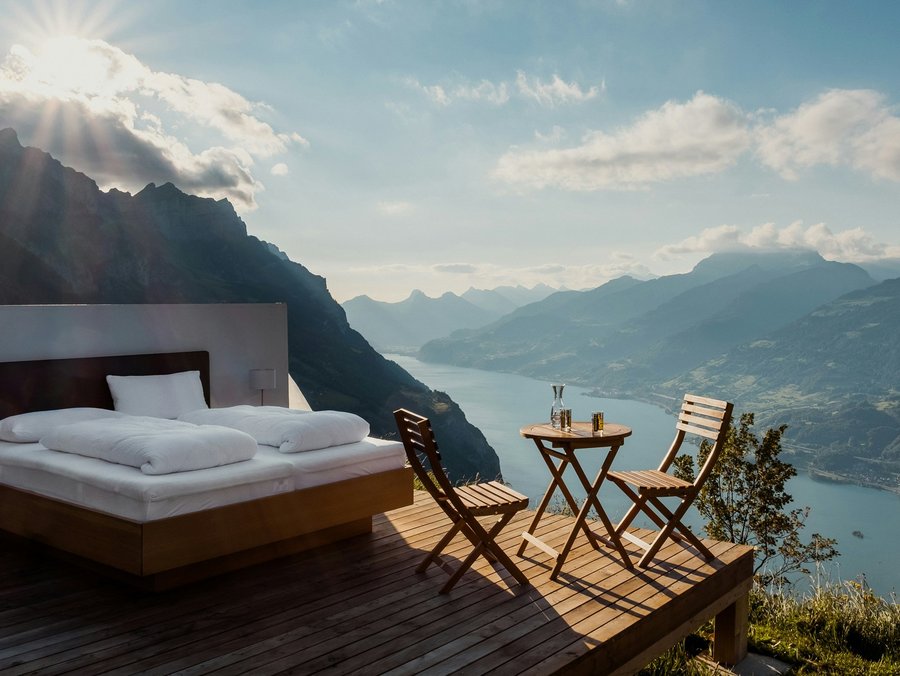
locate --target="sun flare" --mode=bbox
[19,37,119,98]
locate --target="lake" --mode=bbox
[389,354,900,599]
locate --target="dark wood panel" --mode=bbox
[0,350,210,417]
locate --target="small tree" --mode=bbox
[673,412,838,585]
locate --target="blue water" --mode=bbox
[390,354,900,599]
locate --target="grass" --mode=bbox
[639,577,900,675]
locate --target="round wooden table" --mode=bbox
[519,421,634,578]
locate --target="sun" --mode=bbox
[7,0,125,47]
[2,0,145,99]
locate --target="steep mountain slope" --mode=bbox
[584,260,873,387]
[0,127,498,481]
[667,278,900,473]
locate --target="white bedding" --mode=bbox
[40,416,257,475]
[0,436,406,521]
[0,441,294,521]
[179,405,370,453]
[256,437,406,489]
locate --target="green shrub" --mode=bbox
[642,579,899,675]
[749,578,900,673]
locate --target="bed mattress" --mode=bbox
[0,436,406,522]
[258,437,406,489]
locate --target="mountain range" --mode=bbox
[420,250,900,488]
[342,284,557,353]
[0,127,498,481]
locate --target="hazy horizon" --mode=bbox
[2,0,899,303]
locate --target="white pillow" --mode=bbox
[0,407,123,443]
[106,370,208,419]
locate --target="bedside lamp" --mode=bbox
[249,368,277,405]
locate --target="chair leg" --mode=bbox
[483,515,530,587]
[418,519,463,573]
[441,539,487,593]
[637,498,713,567]
[613,482,666,535]
[647,496,713,557]
[638,516,680,567]
[439,512,528,594]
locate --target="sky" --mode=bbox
[1,0,899,302]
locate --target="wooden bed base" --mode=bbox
[0,467,412,590]
[0,350,414,589]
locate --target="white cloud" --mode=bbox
[755,89,900,182]
[406,71,600,108]
[376,200,414,215]
[494,87,900,192]
[654,225,743,259]
[0,36,306,210]
[405,76,509,106]
[433,263,478,274]
[270,163,289,176]
[655,221,899,262]
[494,91,751,190]
[535,125,566,143]
[516,71,603,107]
[452,79,510,105]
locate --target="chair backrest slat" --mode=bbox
[680,401,728,420]
[659,394,732,475]
[680,393,733,488]
[683,393,729,408]
[675,420,721,440]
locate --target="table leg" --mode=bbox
[550,444,633,579]
[518,439,588,557]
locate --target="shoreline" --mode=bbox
[806,467,900,497]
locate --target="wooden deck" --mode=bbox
[0,492,753,675]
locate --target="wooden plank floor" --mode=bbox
[0,492,753,675]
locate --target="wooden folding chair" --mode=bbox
[607,394,733,568]
[393,408,530,594]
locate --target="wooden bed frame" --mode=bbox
[0,351,413,590]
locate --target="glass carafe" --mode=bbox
[550,383,565,429]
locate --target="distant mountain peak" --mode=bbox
[691,248,825,279]
[0,127,21,149]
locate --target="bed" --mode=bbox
[0,350,413,589]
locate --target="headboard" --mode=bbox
[0,351,210,419]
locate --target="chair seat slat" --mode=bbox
[609,469,691,491]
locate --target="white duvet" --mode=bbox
[40,416,258,475]
[179,405,370,453]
